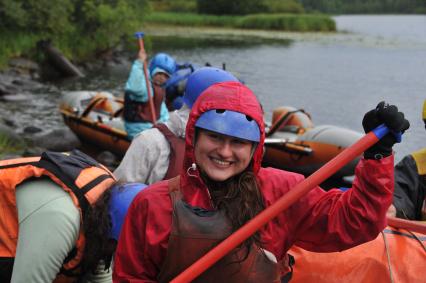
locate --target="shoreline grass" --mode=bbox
[0,133,25,158]
[146,12,336,32]
[0,32,42,69]
[0,11,335,69]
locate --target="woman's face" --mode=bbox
[151,73,169,87]
[194,129,253,182]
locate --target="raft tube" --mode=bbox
[60,91,130,156]
[263,106,363,178]
[290,225,426,283]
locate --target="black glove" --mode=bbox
[362,101,410,159]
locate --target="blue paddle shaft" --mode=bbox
[372,124,402,143]
[134,32,145,39]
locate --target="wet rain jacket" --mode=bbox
[393,148,426,220]
[113,82,394,282]
[124,60,169,139]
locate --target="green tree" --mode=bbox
[197,0,265,15]
[298,0,426,14]
[72,0,149,51]
[0,0,74,34]
[0,0,150,61]
[0,0,28,30]
[196,0,305,15]
[263,0,305,13]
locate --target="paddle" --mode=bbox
[134,32,157,124]
[264,138,313,155]
[81,95,107,118]
[387,216,426,234]
[170,124,393,283]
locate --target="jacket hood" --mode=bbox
[180,81,265,209]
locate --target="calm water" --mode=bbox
[2,15,425,161]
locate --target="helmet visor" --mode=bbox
[195,109,260,142]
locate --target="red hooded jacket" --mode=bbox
[113,82,394,282]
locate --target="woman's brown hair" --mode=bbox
[202,165,265,257]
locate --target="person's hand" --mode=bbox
[138,49,147,63]
[387,204,397,218]
[362,101,410,159]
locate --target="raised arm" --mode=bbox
[289,156,394,252]
[125,59,151,102]
[290,102,410,251]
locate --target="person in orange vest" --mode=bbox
[388,99,426,220]
[0,150,146,283]
[113,80,409,282]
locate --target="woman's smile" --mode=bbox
[195,129,253,182]
[209,156,235,168]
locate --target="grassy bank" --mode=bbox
[0,32,41,68]
[0,9,334,70]
[0,0,150,70]
[0,30,137,70]
[0,133,25,158]
[146,12,336,32]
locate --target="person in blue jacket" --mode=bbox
[123,50,177,139]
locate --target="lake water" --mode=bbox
[2,15,425,162]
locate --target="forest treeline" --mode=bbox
[0,0,150,66]
[153,0,426,14]
[299,0,426,14]
[1,0,425,69]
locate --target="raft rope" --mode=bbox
[267,109,309,137]
[407,230,426,253]
[381,231,394,283]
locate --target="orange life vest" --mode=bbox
[0,150,116,281]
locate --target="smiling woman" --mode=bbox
[193,108,260,182]
[194,129,254,182]
[113,79,411,282]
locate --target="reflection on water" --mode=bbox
[2,15,425,162]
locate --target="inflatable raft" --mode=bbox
[60,91,363,177]
[60,91,130,156]
[263,106,363,178]
[290,218,426,283]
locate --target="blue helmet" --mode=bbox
[183,67,238,108]
[109,183,148,240]
[149,53,177,77]
[165,65,197,104]
[165,64,195,91]
[171,96,184,110]
[195,109,260,142]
